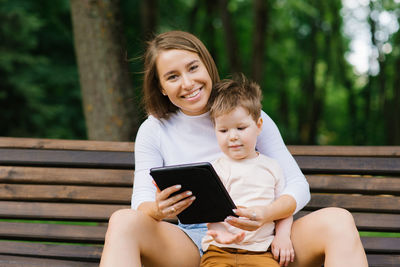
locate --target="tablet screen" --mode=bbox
[150,162,237,224]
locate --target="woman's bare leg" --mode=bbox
[100,209,200,267]
[289,207,368,267]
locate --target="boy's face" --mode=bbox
[214,106,262,160]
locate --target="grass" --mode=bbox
[359,231,400,238]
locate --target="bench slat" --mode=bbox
[307,175,400,195]
[0,231,397,264]
[1,217,399,244]
[0,149,134,169]
[0,222,106,242]
[0,201,129,221]
[362,236,400,253]
[0,255,99,267]
[366,254,400,266]
[4,167,400,194]
[296,211,400,232]
[0,166,133,186]
[1,198,399,227]
[2,138,399,156]
[0,251,400,267]
[0,241,102,261]
[289,146,400,156]
[0,184,131,204]
[2,185,399,212]
[294,156,400,175]
[0,137,133,152]
[307,194,400,213]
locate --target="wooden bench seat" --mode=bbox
[0,137,133,266]
[292,146,400,266]
[0,137,399,266]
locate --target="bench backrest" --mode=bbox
[289,146,400,266]
[0,137,399,266]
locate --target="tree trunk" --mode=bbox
[362,1,379,144]
[70,0,138,141]
[203,0,218,61]
[140,0,157,40]
[332,1,359,144]
[278,70,289,129]
[251,0,268,84]
[298,25,318,144]
[219,0,241,73]
[392,57,400,144]
[387,47,400,145]
[188,1,200,33]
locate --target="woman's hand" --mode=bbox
[224,206,265,231]
[153,181,196,221]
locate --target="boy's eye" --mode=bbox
[237,127,246,130]
[219,129,227,133]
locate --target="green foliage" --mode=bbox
[0,0,85,139]
[2,0,399,144]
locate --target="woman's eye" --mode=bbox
[189,65,198,71]
[219,129,227,133]
[167,75,178,81]
[238,127,246,130]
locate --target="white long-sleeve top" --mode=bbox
[131,110,310,214]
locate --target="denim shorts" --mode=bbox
[178,222,208,256]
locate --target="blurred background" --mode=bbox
[1,0,399,145]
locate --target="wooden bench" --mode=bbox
[0,137,399,266]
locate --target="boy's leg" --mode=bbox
[237,251,280,267]
[200,245,234,267]
[100,209,200,267]
[289,207,368,267]
[202,246,280,267]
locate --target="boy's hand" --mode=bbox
[207,222,245,244]
[271,233,295,266]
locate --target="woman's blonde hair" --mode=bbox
[143,31,220,119]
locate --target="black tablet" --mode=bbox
[150,162,237,224]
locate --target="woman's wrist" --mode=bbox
[138,201,164,221]
[260,195,296,223]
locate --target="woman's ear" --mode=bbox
[161,89,167,96]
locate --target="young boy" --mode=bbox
[200,75,294,267]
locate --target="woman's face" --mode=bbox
[156,49,212,116]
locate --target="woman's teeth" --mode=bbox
[185,89,200,98]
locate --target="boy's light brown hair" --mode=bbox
[208,73,262,123]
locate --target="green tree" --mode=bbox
[0,0,86,139]
[2,0,399,145]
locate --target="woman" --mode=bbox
[100,31,368,267]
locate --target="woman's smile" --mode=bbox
[182,88,201,99]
